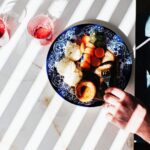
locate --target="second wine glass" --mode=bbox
[27,14,54,46]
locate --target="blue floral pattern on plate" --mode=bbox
[46,24,132,107]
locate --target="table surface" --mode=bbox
[0,0,135,150]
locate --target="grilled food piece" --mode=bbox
[94,63,112,77]
[102,50,115,63]
[95,63,113,87]
[76,81,96,102]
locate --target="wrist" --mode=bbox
[136,107,150,144]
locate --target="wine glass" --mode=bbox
[27,14,54,46]
[0,0,26,47]
[0,16,10,47]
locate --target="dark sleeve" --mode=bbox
[135,14,149,106]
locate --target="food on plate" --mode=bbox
[55,57,83,87]
[86,42,95,49]
[91,56,101,67]
[55,32,116,103]
[81,35,90,44]
[94,48,105,58]
[80,42,85,53]
[75,81,96,102]
[93,32,106,47]
[55,57,76,76]
[83,53,91,64]
[65,41,82,61]
[102,50,115,63]
[95,63,112,77]
[80,60,90,69]
[64,68,83,87]
[84,47,95,56]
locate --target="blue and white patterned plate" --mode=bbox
[46,23,132,107]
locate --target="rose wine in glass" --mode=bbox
[27,14,54,45]
[0,0,25,47]
[0,17,10,47]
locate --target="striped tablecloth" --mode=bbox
[0,0,135,149]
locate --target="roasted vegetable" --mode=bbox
[102,50,115,63]
[76,81,96,102]
[95,48,105,58]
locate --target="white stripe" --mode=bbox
[110,104,146,150]
[119,0,135,36]
[109,1,136,148]
[24,0,96,149]
[0,40,41,118]
[0,1,135,150]
[54,1,134,149]
[133,44,136,58]
[48,0,68,19]
[97,0,120,21]
[0,0,43,71]
[79,1,122,149]
[53,107,88,150]
[80,109,108,150]
[136,38,150,50]
[0,66,49,149]
[24,94,63,150]
[0,0,69,149]
[109,130,130,150]
[105,21,136,150]
[66,0,95,26]
[80,1,135,149]
[0,0,17,13]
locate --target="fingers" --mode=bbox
[106,113,113,122]
[105,104,117,116]
[103,93,120,107]
[104,103,124,120]
[105,87,126,100]
[103,87,138,131]
[106,113,126,128]
[103,87,129,129]
[104,104,127,129]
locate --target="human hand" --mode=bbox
[103,87,150,143]
[103,87,136,130]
